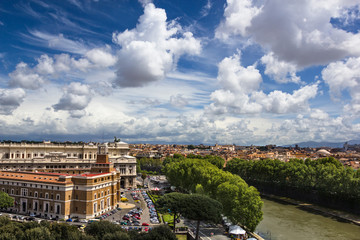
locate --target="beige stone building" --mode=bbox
[0,144,127,220]
[0,141,136,189]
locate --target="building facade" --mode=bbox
[0,144,125,220]
[0,141,136,189]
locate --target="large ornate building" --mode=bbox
[0,141,136,189]
[0,143,133,220]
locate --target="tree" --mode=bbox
[164,158,263,231]
[180,194,222,240]
[25,227,53,240]
[85,221,125,240]
[141,172,147,187]
[0,192,13,209]
[134,225,177,240]
[103,231,129,240]
[156,193,186,232]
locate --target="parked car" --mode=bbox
[66,218,73,222]
[142,222,149,226]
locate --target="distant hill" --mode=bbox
[285,140,360,148]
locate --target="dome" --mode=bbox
[316,149,331,156]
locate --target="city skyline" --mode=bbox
[1,0,360,145]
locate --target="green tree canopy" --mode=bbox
[181,194,222,240]
[0,192,14,209]
[156,192,186,232]
[164,158,263,231]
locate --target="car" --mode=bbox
[120,221,128,225]
[25,217,35,221]
[66,218,73,222]
[144,227,149,232]
[80,219,88,223]
[121,197,128,202]
[123,216,130,221]
[142,222,149,226]
[133,222,140,226]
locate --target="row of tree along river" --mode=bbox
[161,155,360,238]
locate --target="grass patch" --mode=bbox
[162,213,173,224]
[176,234,187,240]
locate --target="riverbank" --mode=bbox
[261,193,360,227]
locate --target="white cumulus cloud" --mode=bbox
[260,52,300,84]
[112,3,201,88]
[52,82,92,117]
[208,52,318,115]
[9,62,46,90]
[216,0,360,67]
[0,88,26,115]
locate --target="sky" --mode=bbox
[0,0,360,146]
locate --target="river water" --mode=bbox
[255,198,360,240]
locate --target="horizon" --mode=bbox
[1,0,360,145]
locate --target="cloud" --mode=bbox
[0,88,26,115]
[22,30,89,54]
[85,46,117,68]
[112,3,201,88]
[138,0,153,7]
[9,62,46,90]
[268,110,359,145]
[208,52,318,115]
[260,52,300,83]
[215,0,262,39]
[8,46,117,91]
[322,56,360,116]
[217,52,262,93]
[170,94,189,108]
[52,82,92,116]
[200,0,212,17]
[216,0,360,67]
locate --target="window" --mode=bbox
[93,203,97,213]
[11,189,14,195]
[107,190,110,195]
[56,204,60,214]
[34,192,38,198]
[94,194,97,199]
[101,191,103,197]
[21,188,28,196]
[56,194,60,200]
[45,193,49,199]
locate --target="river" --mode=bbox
[255,198,360,240]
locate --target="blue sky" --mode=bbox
[1,0,360,145]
